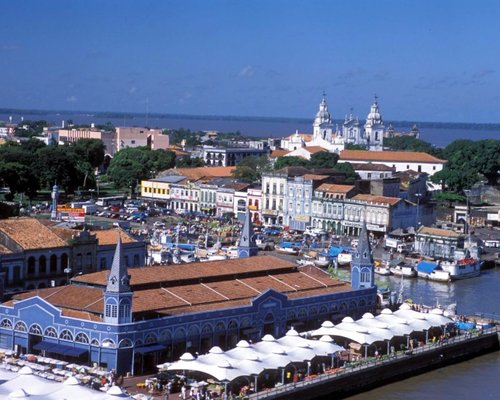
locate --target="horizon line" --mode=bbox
[1,106,500,128]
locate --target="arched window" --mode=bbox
[144,333,157,344]
[90,339,100,347]
[50,254,57,273]
[201,324,213,336]
[215,322,226,332]
[119,299,130,319]
[119,339,133,348]
[0,319,13,329]
[29,324,43,335]
[160,330,172,343]
[60,329,73,341]
[227,320,238,330]
[39,255,47,274]
[102,339,115,348]
[61,253,68,269]
[44,327,57,338]
[27,257,36,276]
[14,321,27,332]
[75,332,89,344]
[105,298,118,319]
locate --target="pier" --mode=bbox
[247,326,499,400]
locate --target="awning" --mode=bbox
[33,341,88,357]
[135,344,167,354]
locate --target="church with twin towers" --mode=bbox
[281,94,386,153]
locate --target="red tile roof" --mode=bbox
[352,194,402,206]
[0,218,68,250]
[9,256,351,320]
[316,183,356,194]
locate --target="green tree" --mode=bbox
[334,162,358,183]
[384,136,443,157]
[231,155,272,182]
[176,157,205,168]
[345,143,367,150]
[274,156,309,170]
[0,162,39,200]
[308,152,339,169]
[71,139,105,169]
[34,144,81,193]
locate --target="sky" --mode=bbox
[1,0,500,123]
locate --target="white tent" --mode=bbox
[310,321,336,337]
[0,366,61,397]
[225,341,261,361]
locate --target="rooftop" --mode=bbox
[8,256,351,321]
[417,226,462,238]
[0,218,68,250]
[340,149,447,163]
[316,183,356,194]
[352,194,402,206]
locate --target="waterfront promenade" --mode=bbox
[246,326,499,400]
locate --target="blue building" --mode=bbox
[0,219,376,376]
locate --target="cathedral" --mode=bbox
[281,95,386,154]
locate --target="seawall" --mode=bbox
[249,329,499,400]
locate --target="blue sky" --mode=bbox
[1,0,500,123]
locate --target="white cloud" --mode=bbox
[178,91,192,104]
[66,95,77,103]
[238,65,255,78]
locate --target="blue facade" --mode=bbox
[0,285,376,375]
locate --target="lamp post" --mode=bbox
[63,267,72,285]
[415,193,422,229]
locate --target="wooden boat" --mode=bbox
[416,260,451,282]
[440,258,481,280]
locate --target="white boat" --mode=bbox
[296,258,315,266]
[389,262,417,278]
[374,264,392,276]
[314,254,331,268]
[440,258,481,280]
[337,251,352,265]
[275,242,301,255]
[416,260,451,283]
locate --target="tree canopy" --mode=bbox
[231,155,272,182]
[106,147,176,194]
[384,136,443,158]
[274,156,309,170]
[431,139,500,191]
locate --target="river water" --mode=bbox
[1,111,499,147]
[348,267,500,400]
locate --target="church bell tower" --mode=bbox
[351,223,375,289]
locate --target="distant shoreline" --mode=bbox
[1,107,500,131]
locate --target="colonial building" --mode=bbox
[340,149,447,176]
[0,243,377,376]
[311,184,357,234]
[0,218,145,297]
[202,146,268,167]
[351,163,395,180]
[414,226,464,259]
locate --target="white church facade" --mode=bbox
[280,95,386,155]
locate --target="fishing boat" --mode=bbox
[390,262,417,278]
[275,241,302,255]
[337,250,352,266]
[374,262,392,276]
[314,253,331,268]
[416,260,451,283]
[440,257,481,280]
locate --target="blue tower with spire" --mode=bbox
[237,209,259,258]
[104,234,133,324]
[351,223,375,289]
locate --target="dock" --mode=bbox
[247,326,499,400]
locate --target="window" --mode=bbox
[45,327,57,338]
[14,321,27,332]
[75,332,89,344]
[60,329,73,341]
[29,324,43,335]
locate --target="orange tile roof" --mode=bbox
[93,229,137,245]
[317,183,356,193]
[175,167,236,180]
[9,256,352,321]
[304,146,328,154]
[0,218,68,250]
[270,149,290,158]
[72,255,294,287]
[302,174,330,181]
[340,149,447,163]
[417,226,462,238]
[352,194,402,206]
[286,132,313,142]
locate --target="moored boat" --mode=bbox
[416,260,451,282]
[440,257,481,280]
[275,241,301,255]
[337,250,352,265]
[390,262,417,278]
[314,253,331,268]
[374,263,392,276]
